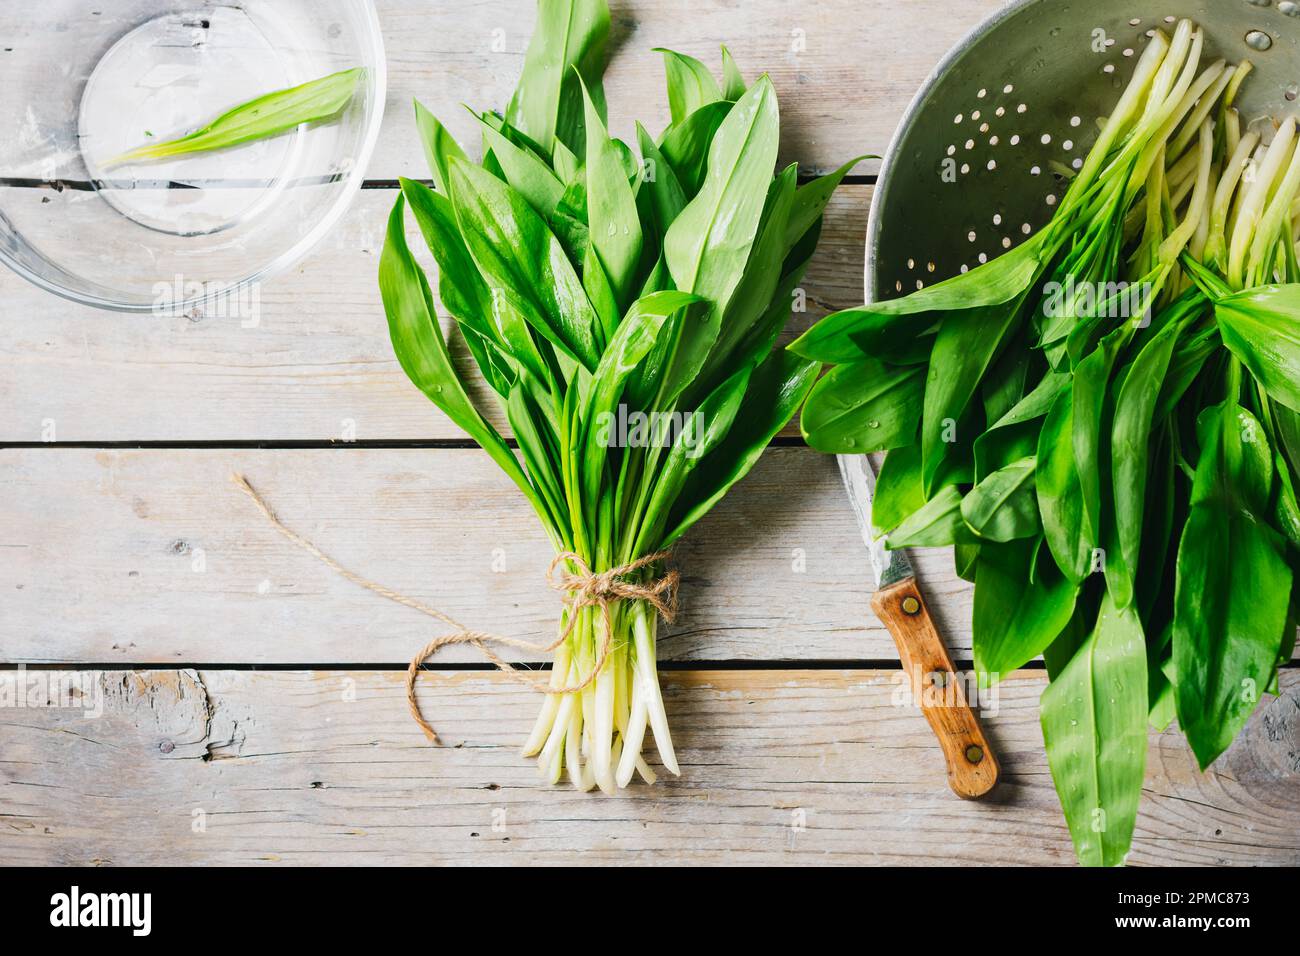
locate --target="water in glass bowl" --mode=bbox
[0,1,386,312]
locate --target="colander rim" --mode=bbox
[865,0,1045,303]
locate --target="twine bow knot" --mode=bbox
[546,550,679,627]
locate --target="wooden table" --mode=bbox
[2,0,1296,866]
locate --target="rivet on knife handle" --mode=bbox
[871,577,1000,799]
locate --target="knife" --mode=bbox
[837,453,1000,799]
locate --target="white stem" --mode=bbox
[610,735,624,782]
[1230,117,1297,286]
[1147,22,1196,117]
[635,755,657,785]
[1160,120,1214,263]
[591,666,617,794]
[566,692,591,791]
[521,641,571,756]
[522,692,561,758]
[1128,39,1212,200]
[1247,133,1300,284]
[579,728,597,791]
[1069,31,1169,205]
[539,698,569,785]
[1167,60,1230,161]
[539,661,578,782]
[1189,167,1214,261]
[1207,130,1260,253]
[616,673,650,787]
[633,602,678,775]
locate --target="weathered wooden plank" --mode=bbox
[368,0,989,178]
[0,1,1002,180]
[2,668,1295,866]
[0,185,868,443]
[0,446,973,664]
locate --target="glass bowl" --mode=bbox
[0,1,386,313]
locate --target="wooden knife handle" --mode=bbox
[871,577,1000,799]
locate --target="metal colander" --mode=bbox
[868,0,1300,300]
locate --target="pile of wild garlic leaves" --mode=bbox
[796,20,1300,865]
[380,0,859,791]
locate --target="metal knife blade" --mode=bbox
[836,453,915,590]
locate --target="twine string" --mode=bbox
[230,474,679,745]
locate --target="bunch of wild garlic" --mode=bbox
[380,0,860,790]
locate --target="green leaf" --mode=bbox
[449,159,602,371]
[1037,385,1093,584]
[872,443,925,537]
[635,122,688,238]
[954,540,981,583]
[1043,602,1092,680]
[1041,592,1147,867]
[720,46,746,100]
[725,229,821,376]
[981,328,1032,427]
[1071,333,1123,575]
[1274,450,1300,550]
[662,349,819,547]
[784,155,872,253]
[1215,284,1300,413]
[658,100,731,197]
[460,324,516,398]
[1276,401,1300,469]
[582,291,701,509]
[696,164,799,386]
[661,77,779,399]
[973,369,1066,481]
[472,111,566,217]
[655,48,723,125]
[582,243,622,339]
[582,84,643,312]
[887,485,966,549]
[400,177,555,400]
[379,195,552,539]
[623,279,684,409]
[550,175,590,250]
[922,299,1025,495]
[961,456,1040,542]
[1110,319,1182,608]
[801,360,924,454]
[106,67,364,167]
[1155,320,1216,419]
[505,0,610,155]
[414,101,469,195]
[789,232,1049,363]
[507,383,569,539]
[552,139,581,183]
[480,111,552,160]
[665,76,779,312]
[974,538,1078,681]
[398,180,492,338]
[1148,655,1177,732]
[1172,402,1293,769]
[1134,422,1178,619]
[636,365,752,553]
